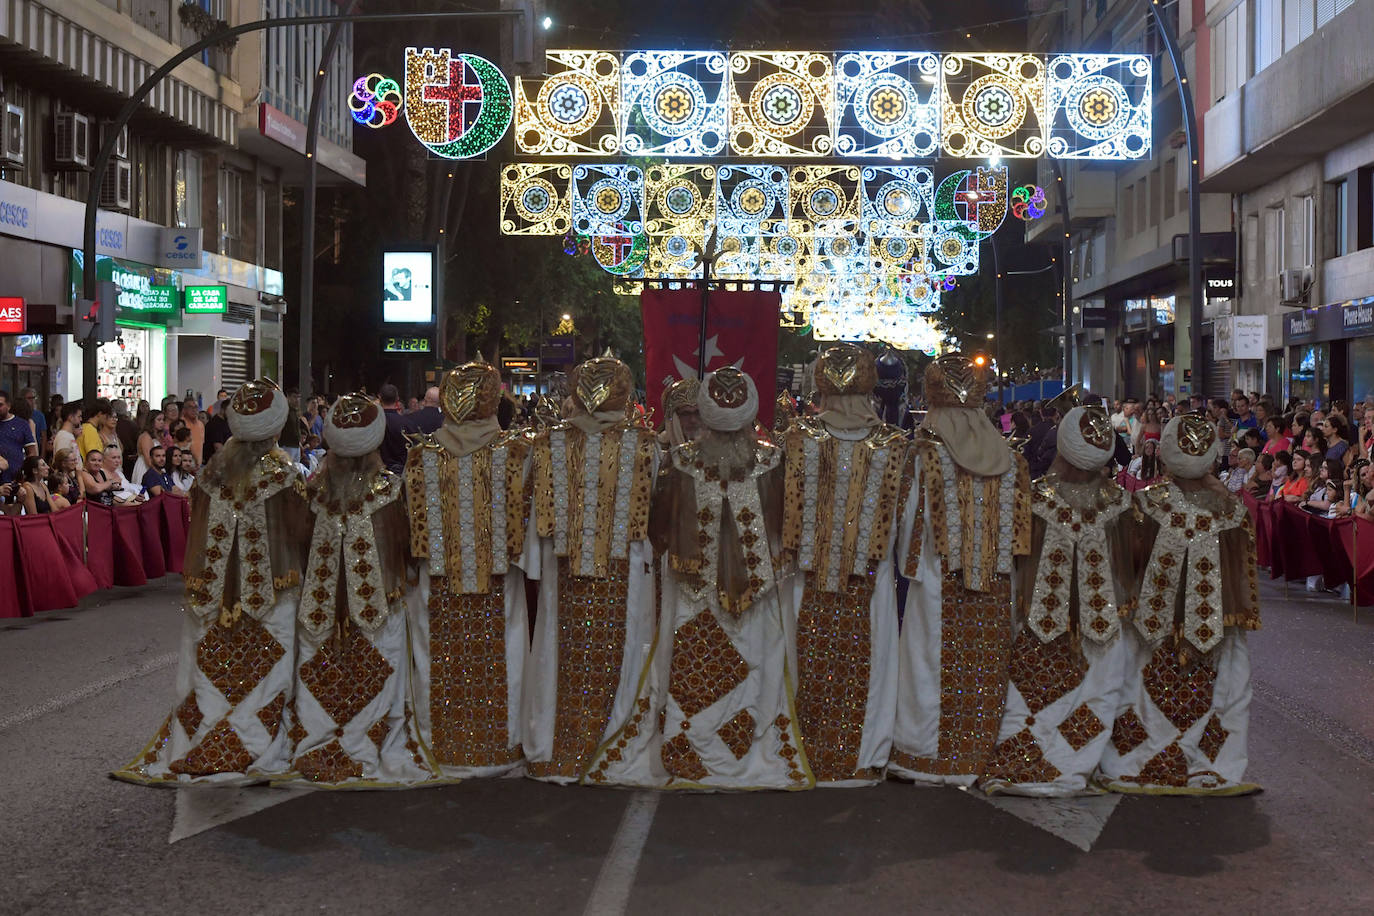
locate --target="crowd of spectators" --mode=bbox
[994,387,1374,595]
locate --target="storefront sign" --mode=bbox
[1205,268,1235,301]
[540,335,575,365]
[11,333,42,359]
[0,296,24,332]
[1342,299,1374,335]
[0,181,37,240]
[184,285,228,314]
[156,227,204,269]
[502,356,540,373]
[1080,306,1109,328]
[1282,296,1374,345]
[140,285,179,313]
[1216,315,1267,361]
[1285,311,1318,344]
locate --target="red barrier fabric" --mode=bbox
[0,499,187,615]
[84,503,115,590]
[137,498,167,580]
[1335,517,1374,606]
[14,514,86,614]
[1242,495,1374,599]
[0,518,22,619]
[111,504,148,587]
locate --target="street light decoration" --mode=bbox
[514,50,622,155]
[1011,184,1048,221]
[350,73,403,128]
[404,48,512,159]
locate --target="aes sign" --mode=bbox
[156,227,203,269]
[0,296,24,333]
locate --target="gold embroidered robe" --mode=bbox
[115,447,311,785]
[523,420,658,784]
[890,433,1032,785]
[404,429,533,777]
[592,438,813,790]
[285,460,438,786]
[980,472,1138,796]
[1098,481,1262,795]
[781,419,908,785]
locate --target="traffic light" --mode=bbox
[76,280,117,344]
[500,0,548,76]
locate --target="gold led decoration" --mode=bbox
[500,163,573,235]
[514,51,620,155]
[727,52,835,157]
[940,53,1046,159]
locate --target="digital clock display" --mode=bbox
[383,336,432,354]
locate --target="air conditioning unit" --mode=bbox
[0,103,23,169]
[1279,268,1310,306]
[54,112,90,169]
[100,121,129,159]
[99,158,132,212]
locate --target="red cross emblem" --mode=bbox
[599,231,635,264]
[422,57,484,142]
[955,179,985,224]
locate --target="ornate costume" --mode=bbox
[523,354,659,784]
[1098,415,1262,794]
[405,359,535,778]
[980,406,1136,796]
[601,367,812,790]
[891,354,1031,786]
[289,394,437,786]
[116,379,311,785]
[659,376,701,449]
[781,345,906,785]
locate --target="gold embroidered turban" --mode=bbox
[662,377,701,419]
[698,366,758,432]
[324,392,385,457]
[924,353,988,409]
[814,343,877,396]
[571,354,633,414]
[440,357,501,423]
[1161,414,1220,480]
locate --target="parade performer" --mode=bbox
[890,354,1031,786]
[286,393,437,786]
[523,353,659,784]
[1098,415,1262,794]
[980,401,1137,796]
[659,377,702,449]
[599,367,813,790]
[405,359,534,778]
[781,344,906,785]
[115,379,310,785]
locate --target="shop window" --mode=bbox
[1265,205,1285,279]
[176,151,202,228]
[1350,337,1374,403]
[218,167,242,254]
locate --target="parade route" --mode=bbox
[1,576,1371,914]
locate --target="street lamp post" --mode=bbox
[78,8,528,404]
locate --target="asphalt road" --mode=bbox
[3,577,1373,915]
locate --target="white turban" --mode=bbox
[324,394,386,458]
[1057,406,1115,471]
[225,381,289,443]
[1160,415,1220,480]
[698,367,758,433]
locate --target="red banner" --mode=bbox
[641,287,780,429]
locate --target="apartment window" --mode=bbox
[1328,180,1349,257]
[1121,183,1134,237]
[1162,158,1176,220]
[1245,214,1260,284]
[1150,164,1162,227]
[1266,205,1286,279]
[218,167,242,245]
[175,151,202,228]
[1301,194,1316,267]
[1136,177,1148,234]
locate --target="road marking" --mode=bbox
[171,785,312,844]
[973,791,1121,852]
[583,791,660,916]
[0,651,177,734]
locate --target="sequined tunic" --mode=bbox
[404,430,534,777]
[891,433,1032,785]
[524,420,658,784]
[781,420,908,784]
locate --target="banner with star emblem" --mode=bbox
[641,287,781,430]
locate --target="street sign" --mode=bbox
[503,356,540,373]
[184,285,228,314]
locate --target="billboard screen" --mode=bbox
[382,249,434,323]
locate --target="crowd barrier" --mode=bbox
[1240,490,1374,605]
[0,494,191,619]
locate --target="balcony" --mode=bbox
[1201,2,1374,192]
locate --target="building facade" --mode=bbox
[0,0,363,412]
[1202,0,1373,408]
[1028,0,1236,400]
